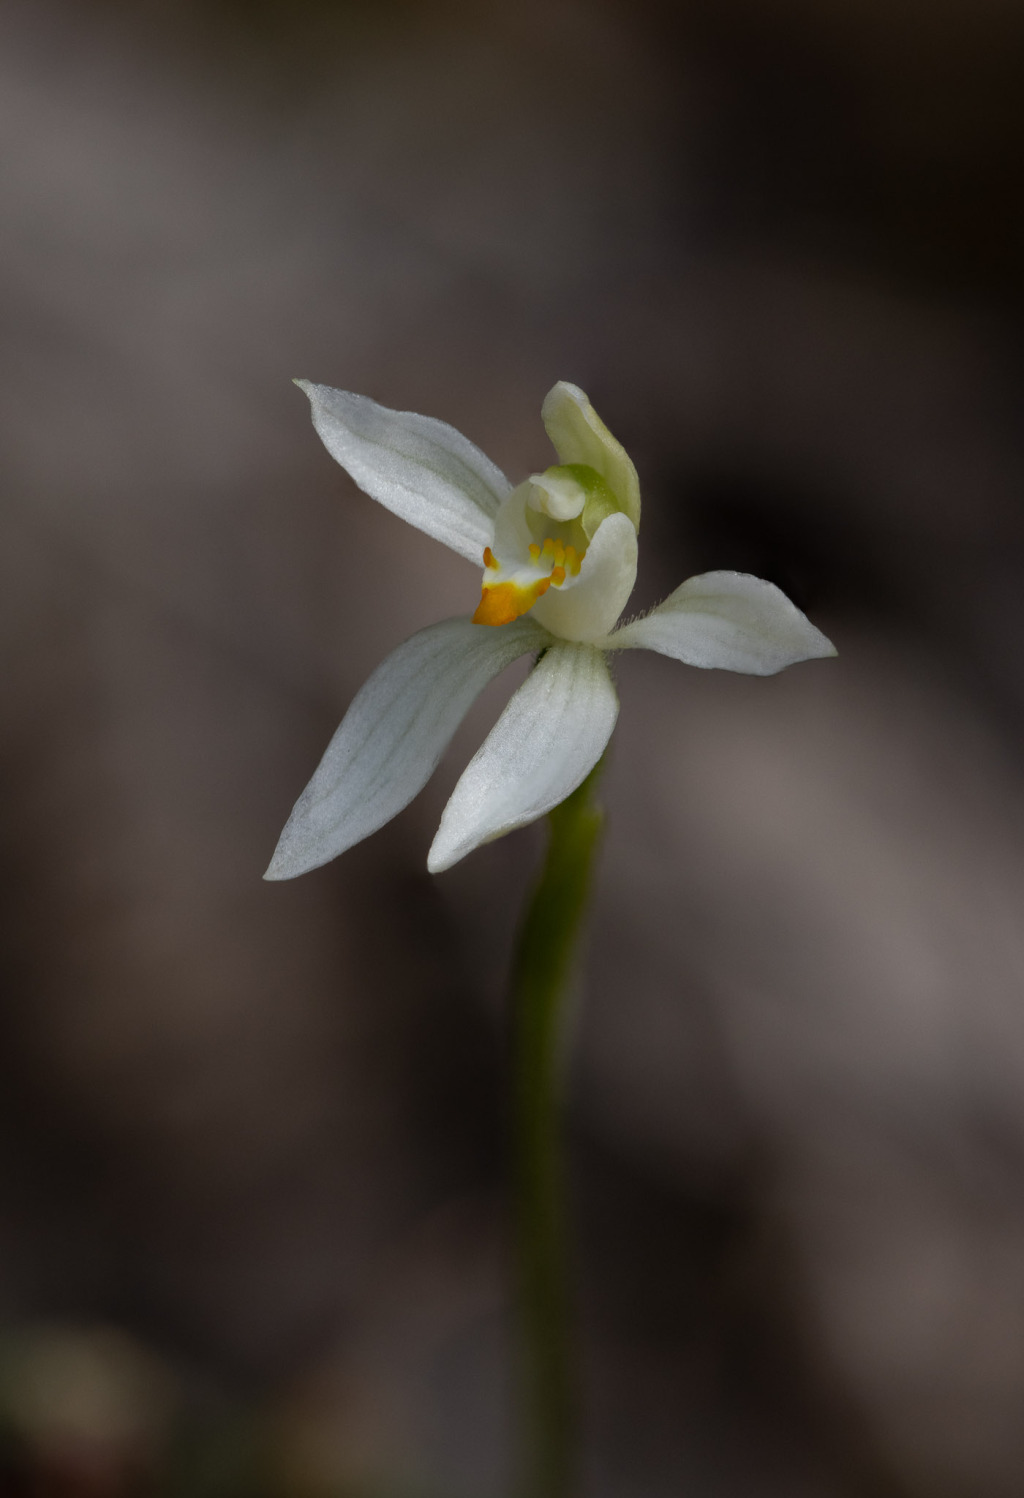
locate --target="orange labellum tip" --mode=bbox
[473,574,555,627]
[473,583,523,626]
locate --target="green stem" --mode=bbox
[510,757,606,1498]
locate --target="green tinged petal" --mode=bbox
[535,464,618,540]
[541,382,641,532]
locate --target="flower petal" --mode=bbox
[603,570,837,675]
[531,512,637,642]
[490,480,536,560]
[298,382,510,563]
[541,382,641,530]
[427,643,618,872]
[265,616,546,879]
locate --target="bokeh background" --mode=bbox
[3,0,1024,1493]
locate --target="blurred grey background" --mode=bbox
[2,0,1024,1493]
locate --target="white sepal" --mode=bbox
[298,382,510,563]
[427,643,618,872]
[531,512,638,642]
[540,382,641,530]
[603,570,837,675]
[265,616,546,879]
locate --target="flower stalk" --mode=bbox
[510,756,605,1498]
[262,376,836,1497]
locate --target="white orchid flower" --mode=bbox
[266,381,835,878]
